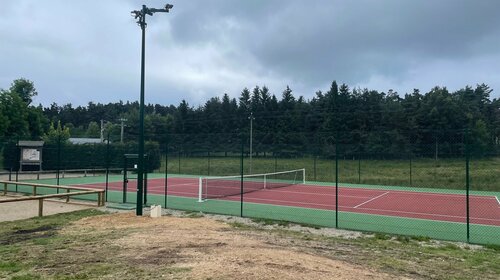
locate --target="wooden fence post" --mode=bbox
[38,199,44,217]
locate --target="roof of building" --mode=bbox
[68,138,102,144]
[17,141,44,147]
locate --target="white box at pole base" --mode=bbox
[150,205,162,218]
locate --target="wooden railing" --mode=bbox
[0,180,105,217]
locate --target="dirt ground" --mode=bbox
[65,212,400,280]
[0,197,396,279]
[2,197,497,279]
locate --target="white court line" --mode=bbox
[304,184,500,201]
[496,196,500,206]
[72,183,107,189]
[251,182,497,201]
[269,188,376,198]
[290,187,500,202]
[148,182,198,188]
[353,192,389,208]
[241,196,333,208]
[355,206,500,223]
[243,196,500,223]
[162,190,196,196]
[249,187,375,199]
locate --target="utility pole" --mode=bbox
[249,112,255,174]
[100,119,104,143]
[131,4,173,216]
[118,118,127,143]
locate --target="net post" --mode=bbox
[263,174,267,189]
[198,177,204,202]
[302,168,306,184]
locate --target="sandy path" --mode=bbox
[0,195,94,222]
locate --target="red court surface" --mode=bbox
[77,177,500,226]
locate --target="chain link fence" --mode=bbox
[1,128,499,245]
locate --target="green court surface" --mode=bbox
[3,173,499,246]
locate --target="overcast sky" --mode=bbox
[1,0,499,107]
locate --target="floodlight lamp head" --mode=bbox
[165,4,174,11]
[131,10,140,18]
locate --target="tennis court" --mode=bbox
[76,176,500,226]
[4,169,499,245]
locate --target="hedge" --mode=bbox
[2,141,161,172]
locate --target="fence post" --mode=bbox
[38,199,44,217]
[143,156,148,206]
[178,151,181,174]
[97,192,101,207]
[358,152,361,184]
[164,142,168,208]
[313,155,317,181]
[207,151,211,176]
[15,169,18,192]
[105,131,110,202]
[123,156,127,204]
[100,192,105,207]
[274,155,277,173]
[409,151,413,188]
[56,135,61,188]
[465,128,470,243]
[240,134,244,217]
[335,131,339,229]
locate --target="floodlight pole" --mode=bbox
[131,4,173,216]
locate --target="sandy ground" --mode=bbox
[66,212,400,280]
[0,194,94,222]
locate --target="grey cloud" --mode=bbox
[1,0,499,108]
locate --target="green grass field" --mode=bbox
[161,156,500,192]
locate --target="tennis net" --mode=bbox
[198,168,305,201]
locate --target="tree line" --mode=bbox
[1,78,499,158]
